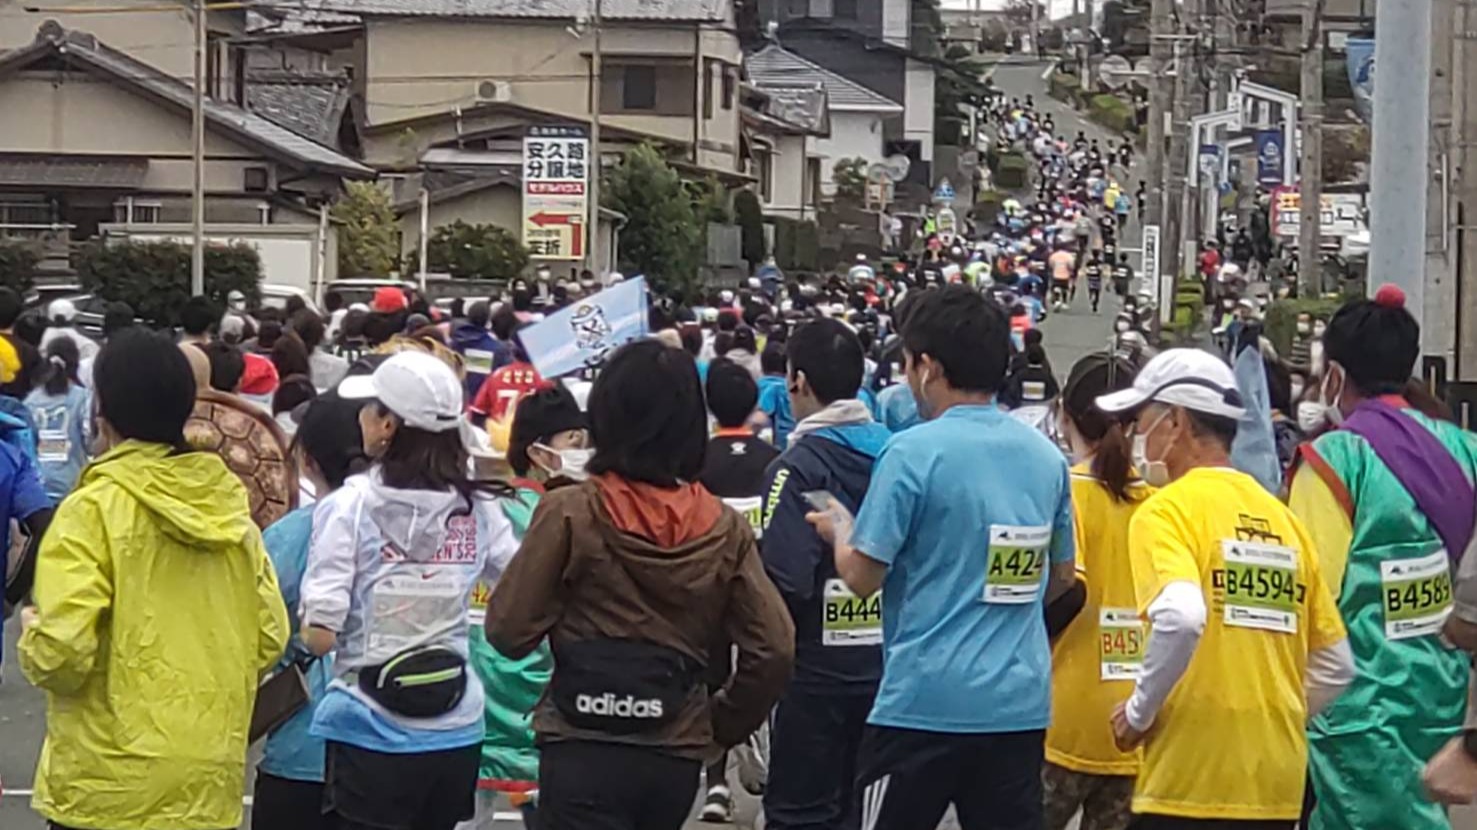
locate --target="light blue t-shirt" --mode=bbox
[260,506,334,782]
[876,383,922,433]
[849,404,1075,734]
[24,385,89,500]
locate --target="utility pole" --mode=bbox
[1296,0,1324,296]
[585,0,602,275]
[1455,0,1477,379]
[1144,0,1173,257]
[191,0,206,296]
[1166,30,1195,289]
[1368,0,1433,319]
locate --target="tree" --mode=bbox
[76,240,261,327]
[603,143,702,295]
[426,221,530,280]
[833,158,869,203]
[0,239,39,293]
[333,181,401,277]
[934,43,994,146]
[1323,125,1371,185]
[734,189,766,268]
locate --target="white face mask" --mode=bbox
[1318,365,1346,427]
[1297,400,1327,433]
[536,444,593,481]
[1131,410,1173,487]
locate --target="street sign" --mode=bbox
[933,178,956,205]
[1271,187,1368,239]
[1099,55,1132,89]
[1142,223,1165,320]
[1255,130,1285,185]
[522,125,588,260]
[936,207,958,245]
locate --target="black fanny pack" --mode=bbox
[359,645,468,718]
[550,638,700,735]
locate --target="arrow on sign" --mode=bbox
[530,212,580,227]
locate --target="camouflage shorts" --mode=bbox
[1042,761,1135,830]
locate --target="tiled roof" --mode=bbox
[245,72,352,147]
[0,24,372,178]
[747,44,902,113]
[259,0,727,21]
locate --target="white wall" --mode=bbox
[814,111,886,195]
[905,59,936,163]
[100,224,332,296]
[882,0,910,46]
[765,134,811,218]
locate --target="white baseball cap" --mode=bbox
[1096,348,1246,420]
[49,298,77,322]
[338,351,464,433]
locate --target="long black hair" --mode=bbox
[586,340,706,486]
[42,336,80,396]
[371,402,513,509]
[1061,351,1143,502]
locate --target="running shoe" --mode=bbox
[700,785,734,823]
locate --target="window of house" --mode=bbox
[703,61,714,119]
[722,67,735,110]
[600,61,695,116]
[0,196,53,228]
[834,0,858,19]
[806,158,822,207]
[808,0,833,15]
[112,199,161,224]
[756,151,773,202]
[622,65,657,110]
[785,0,807,16]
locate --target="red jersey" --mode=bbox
[470,361,545,422]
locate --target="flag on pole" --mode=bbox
[519,277,649,378]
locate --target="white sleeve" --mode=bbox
[479,499,521,584]
[1305,637,1355,718]
[1124,579,1207,731]
[298,489,363,632]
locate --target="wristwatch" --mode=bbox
[1461,728,1477,761]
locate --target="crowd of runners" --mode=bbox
[0,88,1475,830]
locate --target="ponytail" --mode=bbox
[1061,350,1143,503]
[42,337,80,397]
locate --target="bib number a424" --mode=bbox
[983,525,1051,604]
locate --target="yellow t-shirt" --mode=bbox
[1127,466,1346,821]
[1046,464,1152,776]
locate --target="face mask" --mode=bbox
[536,444,593,481]
[1131,410,1173,487]
[1297,400,1327,433]
[1296,323,1311,336]
[1318,366,1345,426]
[1290,377,1306,401]
[1115,319,1131,333]
[1313,322,1327,338]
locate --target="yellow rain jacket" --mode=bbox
[19,440,290,830]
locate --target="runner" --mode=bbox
[1049,245,1077,312]
[1287,286,1475,830]
[1095,348,1354,829]
[300,351,521,830]
[810,285,1076,830]
[19,328,287,830]
[1084,251,1106,314]
[485,340,794,830]
[1044,352,1150,830]
[24,337,89,500]
[254,394,368,830]
[760,318,889,830]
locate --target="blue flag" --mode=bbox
[519,277,649,378]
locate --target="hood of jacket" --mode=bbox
[451,322,497,353]
[81,440,257,551]
[361,471,468,562]
[578,475,731,594]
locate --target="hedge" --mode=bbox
[1264,295,1349,359]
[1088,94,1137,135]
[76,239,262,327]
[0,239,39,294]
[1047,72,1084,108]
[995,153,1031,191]
[971,190,1007,225]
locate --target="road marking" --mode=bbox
[1040,62,1056,81]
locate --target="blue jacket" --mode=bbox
[450,322,509,402]
[760,422,889,693]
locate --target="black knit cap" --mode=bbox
[508,384,587,476]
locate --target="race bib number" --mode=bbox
[467,580,493,626]
[1381,550,1453,640]
[37,429,69,462]
[983,524,1051,604]
[723,496,764,540]
[368,572,464,656]
[1222,540,1299,634]
[822,579,882,646]
[463,349,495,376]
[1098,607,1145,680]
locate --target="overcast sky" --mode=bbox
[938,0,1086,22]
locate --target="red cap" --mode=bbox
[240,353,279,395]
[1373,283,1406,309]
[372,286,409,313]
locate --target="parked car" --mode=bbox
[324,278,418,308]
